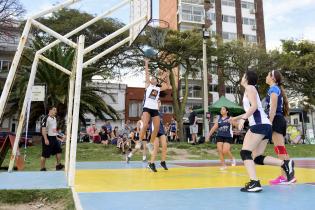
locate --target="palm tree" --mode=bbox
[7,38,119,130]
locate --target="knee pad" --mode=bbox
[254,155,266,165]
[274,146,288,155]
[240,150,252,161]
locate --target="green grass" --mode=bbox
[0,189,75,210]
[2,142,314,171]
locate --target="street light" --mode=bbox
[202,0,213,137]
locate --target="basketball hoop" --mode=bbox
[146,19,170,48]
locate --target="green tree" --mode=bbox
[272,40,315,105]
[7,38,119,129]
[216,40,270,103]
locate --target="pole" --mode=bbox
[65,69,76,175]
[0,19,32,121]
[8,54,40,172]
[202,38,209,137]
[68,35,85,186]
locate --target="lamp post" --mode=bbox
[202,1,213,137]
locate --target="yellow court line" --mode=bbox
[75,166,315,193]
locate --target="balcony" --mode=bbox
[178,3,205,25]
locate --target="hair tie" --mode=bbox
[271,70,275,80]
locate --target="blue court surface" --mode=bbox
[78,185,315,210]
[1,159,315,210]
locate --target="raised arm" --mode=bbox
[144,59,150,88]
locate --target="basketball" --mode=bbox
[144,48,156,58]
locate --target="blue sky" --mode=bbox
[20,0,315,50]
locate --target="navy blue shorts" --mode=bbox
[143,108,159,117]
[272,115,287,136]
[249,124,272,141]
[216,136,233,144]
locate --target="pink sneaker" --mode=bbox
[269,175,287,185]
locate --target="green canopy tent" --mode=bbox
[194,96,245,116]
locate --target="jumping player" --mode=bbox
[139,58,169,154]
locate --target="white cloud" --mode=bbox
[264,0,315,26]
[303,25,315,41]
[264,0,315,50]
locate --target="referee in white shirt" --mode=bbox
[40,106,64,171]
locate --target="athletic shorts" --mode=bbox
[42,136,62,158]
[189,124,198,134]
[272,115,287,136]
[249,124,272,141]
[216,136,233,144]
[143,107,159,117]
[147,131,165,140]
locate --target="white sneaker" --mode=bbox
[231,159,236,166]
[220,165,227,170]
[142,156,147,162]
[146,143,154,154]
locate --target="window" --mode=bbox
[241,1,255,10]
[160,105,173,114]
[129,101,142,117]
[293,118,298,125]
[222,15,236,23]
[222,32,237,40]
[189,85,202,98]
[209,64,217,74]
[242,17,256,25]
[205,11,216,21]
[222,0,235,7]
[0,60,11,72]
[243,34,257,43]
[225,86,236,94]
[181,84,202,98]
[180,3,204,23]
[209,84,218,92]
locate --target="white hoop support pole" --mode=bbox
[38,0,129,55]
[65,66,76,174]
[84,15,146,54]
[30,0,82,20]
[39,55,72,75]
[84,37,131,67]
[0,19,32,120]
[68,35,85,186]
[24,90,32,161]
[8,54,40,172]
[31,19,77,48]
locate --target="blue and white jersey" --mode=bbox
[243,88,271,126]
[142,84,160,110]
[170,121,177,132]
[265,85,283,117]
[217,116,233,138]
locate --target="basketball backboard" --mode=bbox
[130,0,152,45]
